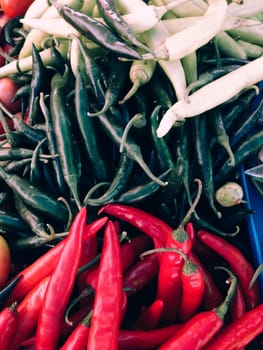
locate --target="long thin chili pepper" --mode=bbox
[0,302,18,350]
[51,1,146,60]
[0,208,31,235]
[158,267,238,350]
[197,230,260,309]
[118,325,181,350]
[27,44,44,125]
[39,92,67,197]
[74,67,109,182]
[87,220,122,350]
[6,216,108,305]
[36,207,87,350]
[230,283,247,322]
[99,203,172,245]
[95,0,152,53]
[0,275,22,310]
[204,303,263,350]
[50,66,82,209]
[132,299,164,331]
[9,277,50,350]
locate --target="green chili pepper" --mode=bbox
[0,209,30,235]
[50,66,82,209]
[51,1,146,60]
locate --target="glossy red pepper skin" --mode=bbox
[197,230,260,309]
[204,303,263,350]
[123,253,159,296]
[60,318,90,350]
[6,216,107,305]
[99,204,172,245]
[157,228,192,324]
[230,284,247,322]
[0,302,18,350]
[9,277,50,350]
[132,299,164,330]
[178,258,205,321]
[86,235,152,290]
[189,252,223,310]
[118,325,181,350]
[36,207,87,350]
[87,220,122,350]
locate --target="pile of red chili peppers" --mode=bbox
[0,202,262,349]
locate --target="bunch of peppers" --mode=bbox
[0,203,262,349]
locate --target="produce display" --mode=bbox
[0,0,262,349]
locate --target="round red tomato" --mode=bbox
[0,77,21,113]
[0,0,34,18]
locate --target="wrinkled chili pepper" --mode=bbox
[87,220,122,350]
[197,230,260,309]
[36,207,87,350]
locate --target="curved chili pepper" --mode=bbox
[6,216,107,305]
[158,268,237,350]
[123,252,159,297]
[99,203,172,245]
[87,220,122,350]
[9,277,50,350]
[118,325,181,350]
[51,2,144,60]
[36,207,87,350]
[204,303,263,350]
[0,302,18,350]
[197,230,260,309]
[0,275,22,310]
[132,299,164,331]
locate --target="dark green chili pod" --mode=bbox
[14,195,51,238]
[50,66,82,209]
[97,109,167,186]
[74,67,108,181]
[4,158,31,174]
[95,0,152,54]
[84,152,134,206]
[191,114,220,218]
[0,148,34,160]
[0,275,22,310]
[51,1,144,60]
[0,165,69,224]
[0,209,30,235]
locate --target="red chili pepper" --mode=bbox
[157,180,202,324]
[123,253,159,296]
[0,302,18,350]
[6,216,107,305]
[158,268,237,350]
[9,277,50,350]
[118,325,181,350]
[60,313,91,350]
[99,203,172,245]
[189,252,223,310]
[185,222,195,241]
[132,299,164,330]
[86,235,152,289]
[87,220,123,350]
[178,253,205,321]
[230,283,247,322]
[204,303,263,350]
[36,207,87,350]
[197,230,260,309]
